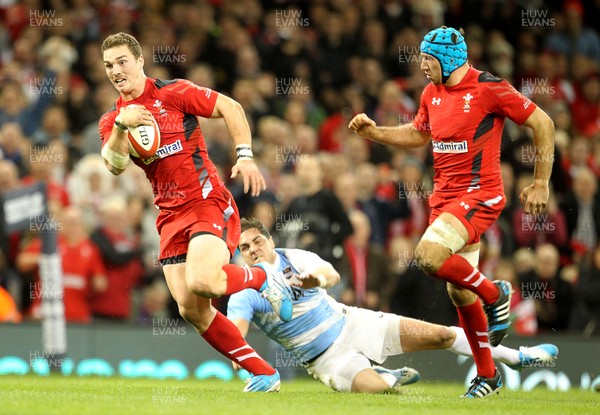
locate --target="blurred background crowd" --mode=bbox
[0,0,599,338]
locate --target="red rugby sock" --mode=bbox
[433,255,499,304]
[201,312,275,376]
[456,299,496,378]
[223,264,266,295]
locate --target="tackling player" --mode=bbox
[98,32,293,392]
[227,218,558,393]
[348,26,554,397]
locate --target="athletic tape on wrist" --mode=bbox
[114,120,128,132]
[101,144,130,170]
[236,145,253,160]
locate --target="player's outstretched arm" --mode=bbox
[519,107,555,215]
[211,94,266,197]
[348,113,431,148]
[291,264,341,289]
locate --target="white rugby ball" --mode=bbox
[127,112,161,159]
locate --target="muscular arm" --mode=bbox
[522,106,555,184]
[292,263,341,289]
[348,113,431,148]
[102,125,130,175]
[210,94,252,148]
[519,107,555,214]
[210,94,265,195]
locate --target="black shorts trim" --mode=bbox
[159,254,187,266]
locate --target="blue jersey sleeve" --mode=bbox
[227,289,262,322]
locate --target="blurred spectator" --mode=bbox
[519,244,575,332]
[339,210,392,311]
[570,244,600,336]
[392,157,430,244]
[570,74,600,137]
[562,136,592,183]
[544,0,600,62]
[273,173,299,213]
[560,167,600,261]
[31,105,73,147]
[319,86,366,153]
[314,11,352,89]
[513,247,536,275]
[249,201,277,235]
[0,249,20,323]
[333,172,359,213]
[373,80,415,127]
[0,158,20,193]
[136,277,172,325]
[90,196,146,321]
[494,259,537,336]
[512,186,569,252]
[67,154,118,229]
[0,122,30,177]
[280,155,352,266]
[0,77,54,137]
[21,139,70,215]
[388,235,455,325]
[355,162,409,249]
[591,135,600,176]
[16,206,107,323]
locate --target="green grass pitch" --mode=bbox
[1,375,598,415]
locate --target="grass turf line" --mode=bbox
[0,375,598,415]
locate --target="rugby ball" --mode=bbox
[127,114,161,159]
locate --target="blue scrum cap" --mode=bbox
[420,27,468,83]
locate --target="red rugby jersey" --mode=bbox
[413,67,537,199]
[99,77,222,210]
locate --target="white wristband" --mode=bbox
[101,144,130,170]
[236,144,253,160]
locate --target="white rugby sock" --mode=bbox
[447,326,520,365]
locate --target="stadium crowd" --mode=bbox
[0,0,599,337]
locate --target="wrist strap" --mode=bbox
[101,144,130,169]
[114,120,128,132]
[236,144,253,160]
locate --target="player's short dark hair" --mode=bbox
[101,32,142,59]
[240,218,271,239]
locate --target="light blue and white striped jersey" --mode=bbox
[227,248,346,363]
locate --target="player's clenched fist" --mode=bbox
[348,113,377,137]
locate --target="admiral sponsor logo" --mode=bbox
[431,140,468,153]
[142,140,183,164]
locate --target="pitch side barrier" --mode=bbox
[0,323,598,392]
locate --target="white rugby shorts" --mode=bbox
[303,305,403,392]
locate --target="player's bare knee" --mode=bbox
[186,272,220,298]
[437,326,456,349]
[178,306,200,327]
[178,305,213,332]
[414,240,451,274]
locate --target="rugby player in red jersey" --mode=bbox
[98,32,292,392]
[349,27,554,398]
